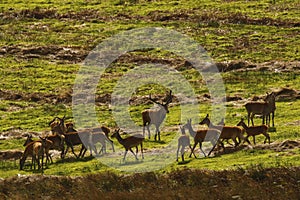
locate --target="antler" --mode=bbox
[149,94,163,105]
[165,90,173,104]
[48,117,60,126]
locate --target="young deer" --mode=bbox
[89,127,115,155]
[237,118,270,145]
[199,114,245,149]
[176,126,195,162]
[142,90,172,141]
[183,119,221,157]
[111,128,144,161]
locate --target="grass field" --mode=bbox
[0,1,300,198]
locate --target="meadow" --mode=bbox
[0,0,300,198]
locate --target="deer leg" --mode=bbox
[250,113,255,126]
[233,138,239,148]
[129,148,138,160]
[253,136,256,145]
[140,143,144,159]
[146,125,151,139]
[245,136,251,145]
[272,112,275,127]
[247,112,251,126]
[176,144,180,161]
[123,150,128,161]
[181,146,185,162]
[189,145,197,158]
[154,125,160,141]
[208,141,218,157]
[70,145,79,158]
[80,145,87,158]
[199,142,206,157]
[189,142,197,158]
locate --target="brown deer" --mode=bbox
[176,126,194,162]
[245,92,276,127]
[65,122,115,156]
[183,119,221,157]
[20,136,53,171]
[199,114,245,149]
[237,118,270,145]
[50,116,87,159]
[264,92,276,127]
[23,133,64,161]
[142,90,172,141]
[111,128,144,161]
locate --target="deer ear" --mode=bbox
[206,114,209,118]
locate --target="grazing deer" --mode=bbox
[199,114,245,149]
[245,92,276,127]
[183,119,220,157]
[142,90,173,141]
[237,118,270,145]
[176,126,194,162]
[111,128,144,161]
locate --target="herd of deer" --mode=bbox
[19,90,276,170]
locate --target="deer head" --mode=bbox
[149,90,172,113]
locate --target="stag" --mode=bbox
[142,90,172,141]
[245,92,276,127]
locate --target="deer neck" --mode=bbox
[186,125,196,138]
[239,122,248,130]
[114,132,125,145]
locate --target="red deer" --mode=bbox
[176,126,195,162]
[237,118,270,145]
[245,92,276,127]
[142,90,172,141]
[183,119,221,157]
[199,114,245,149]
[111,128,144,161]
[20,136,53,171]
[50,116,87,159]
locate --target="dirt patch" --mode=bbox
[0,45,88,64]
[273,88,300,101]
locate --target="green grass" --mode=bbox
[0,0,300,178]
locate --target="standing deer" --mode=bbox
[245,92,276,127]
[142,90,172,141]
[264,92,276,127]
